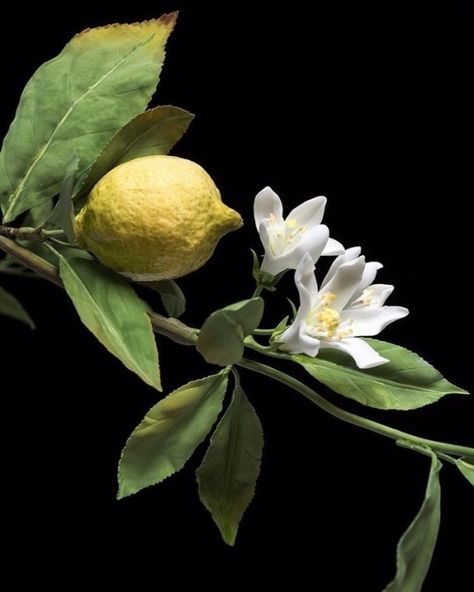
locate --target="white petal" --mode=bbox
[293,224,330,266]
[320,256,365,312]
[320,338,389,369]
[254,186,283,229]
[261,224,330,274]
[321,246,362,288]
[280,323,321,357]
[351,261,383,300]
[286,196,327,226]
[295,252,318,296]
[278,255,317,344]
[342,306,409,336]
[322,237,346,256]
[349,284,394,310]
[258,220,272,251]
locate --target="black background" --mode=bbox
[1,2,473,589]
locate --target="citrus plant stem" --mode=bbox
[1,235,472,460]
[236,357,473,459]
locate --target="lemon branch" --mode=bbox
[0,235,197,345]
[0,234,472,460]
[0,224,64,242]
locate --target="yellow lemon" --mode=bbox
[76,155,242,280]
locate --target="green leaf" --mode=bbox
[0,286,34,328]
[197,298,264,366]
[196,380,264,546]
[118,370,229,498]
[0,13,177,222]
[143,279,186,318]
[23,199,54,228]
[293,339,468,410]
[384,452,442,592]
[76,105,193,202]
[456,457,474,487]
[59,254,160,389]
[49,155,80,243]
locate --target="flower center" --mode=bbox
[267,215,306,254]
[306,292,354,339]
[307,293,341,337]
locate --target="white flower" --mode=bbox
[279,248,409,368]
[254,186,344,276]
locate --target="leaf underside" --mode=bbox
[197,384,264,545]
[197,298,264,366]
[76,105,193,203]
[0,286,35,328]
[384,452,442,592]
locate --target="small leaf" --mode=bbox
[293,339,468,410]
[456,457,474,487]
[59,254,160,389]
[384,452,442,592]
[143,279,186,318]
[197,381,264,546]
[0,286,34,328]
[197,298,264,366]
[49,155,80,243]
[0,13,177,222]
[118,370,229,498]
[76,106,193,202]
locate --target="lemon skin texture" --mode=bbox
[76,155,243,280]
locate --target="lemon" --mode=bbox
[76,155,242,280]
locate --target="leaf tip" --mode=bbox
[221,524,237,547]
[160,11,179,28]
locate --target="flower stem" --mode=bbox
[1,234,473,460]
[236,357,474,458]
[252,285,263,298]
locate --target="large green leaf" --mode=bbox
[0,13,177,222]
[456,457,474,487]
[118,370,229,498]
[196,381,264,545]
[0,286,34,328]
[197,298,264,366]
[76,105,193,202]
[293,339,468,410]
[59,254,160,389]
[384,452,442,592]
[143,279,186,318]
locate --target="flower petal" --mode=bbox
[320,256,365,312]
[261,224,330,274]
[254,186,283,229]
[348,284,394,310]
[295,252,318,301]
[287,196,327,227]
[342,305,409,336]
[294,224,330,266]
[280,323,321,357]
[322,237,345,256]
[350,261,383,301]
[321,246,362,288]
[320,337,389,369]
